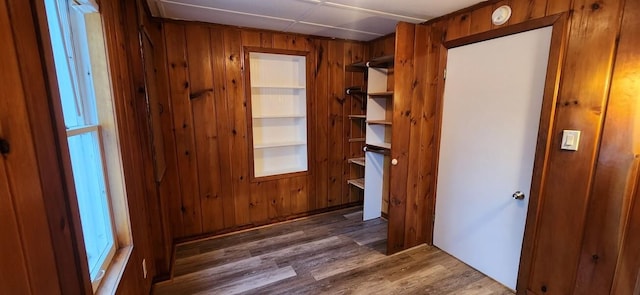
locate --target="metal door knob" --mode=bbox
[513,191,525,200]
[391,158,398,165]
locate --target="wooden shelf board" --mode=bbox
[369,91,394,97]
[348,138,365,143]
[254,141,306,149]
[347,178,365,190]
[348,157,365,166]
[348,115,366,119]
[367,120,392,125]
[367,142,391,150]
[367,55,394,68]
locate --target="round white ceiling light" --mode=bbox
[492,5,512,26]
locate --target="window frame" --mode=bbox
[44,0,132,292]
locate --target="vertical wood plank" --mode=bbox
[388,22,415,254]
[242,30,270,225]
[445,12,471,41]
[419,24,445,245]
[528,0,625,293]
[158,27,186,238]
[250,181,270,223]
[328,40,346,206]
[164,23,203,236]
[276,178,292,218]
[510,0,548,24]
[186,25,224,233]
[403,24,429,248]
[260,31,273,48]
[210,27,236,229]
[290,175,309,214]
[305,40,317,211]
[575,0,640,292]
[0,153,31,295]
[546,0,573,15]
[610,3,640,293]
[612,174,640,294]
[469,5,493,35]
[314,39,330,210]
[223,27,252,226]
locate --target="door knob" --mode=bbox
[513,191,525,200]
[391,158,398,166]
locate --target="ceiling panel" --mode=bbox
[327,0,480,19]
[302,4,408,35]
[158,1,296,32]
[147,0,485,41]
[162,0,318,20]
[288,22,381,41]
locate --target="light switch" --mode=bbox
[561,130,581,151]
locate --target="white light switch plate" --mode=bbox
[561,130,581,151]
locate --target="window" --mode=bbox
[44,0,128,291]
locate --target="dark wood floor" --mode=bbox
[153,206,514,295]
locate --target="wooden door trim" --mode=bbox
[431,13,570,294]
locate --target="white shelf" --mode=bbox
[252,85,306,89]
[253,114,306,119]
[255,166,306,178]
[254,141,306,149]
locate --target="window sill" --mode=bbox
[96,246,132,295]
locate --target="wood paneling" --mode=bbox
[528,0,624,293]
[388,22,415,254]
[161,23,365,240]
[165,23,203,235]
[576,0,640,292]
[609,3,640,293]
[314,39,330,211]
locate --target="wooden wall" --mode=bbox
[0,0,163,294]
[0,0,86,293]
[390,0,639,293]
[159,21,367,239]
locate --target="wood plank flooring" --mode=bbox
[153,206,514,294]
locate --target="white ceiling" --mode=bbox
[146,0,483,41]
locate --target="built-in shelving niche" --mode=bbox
[246,50,310,179]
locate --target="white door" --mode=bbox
[433,27,552,290]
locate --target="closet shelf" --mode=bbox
[253,114,306,119]
[254,141,306,149]
[367,120,392,125]
[251,85,305,89]
[346,55,394,70]
[348,157,365,167]
[369,91,394,97]
[348,138,365,143]
[256,166,307,178]
[367,142,391,150]
[348,115,366,119]
[347,178,365,190]
[366,55,394,69]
